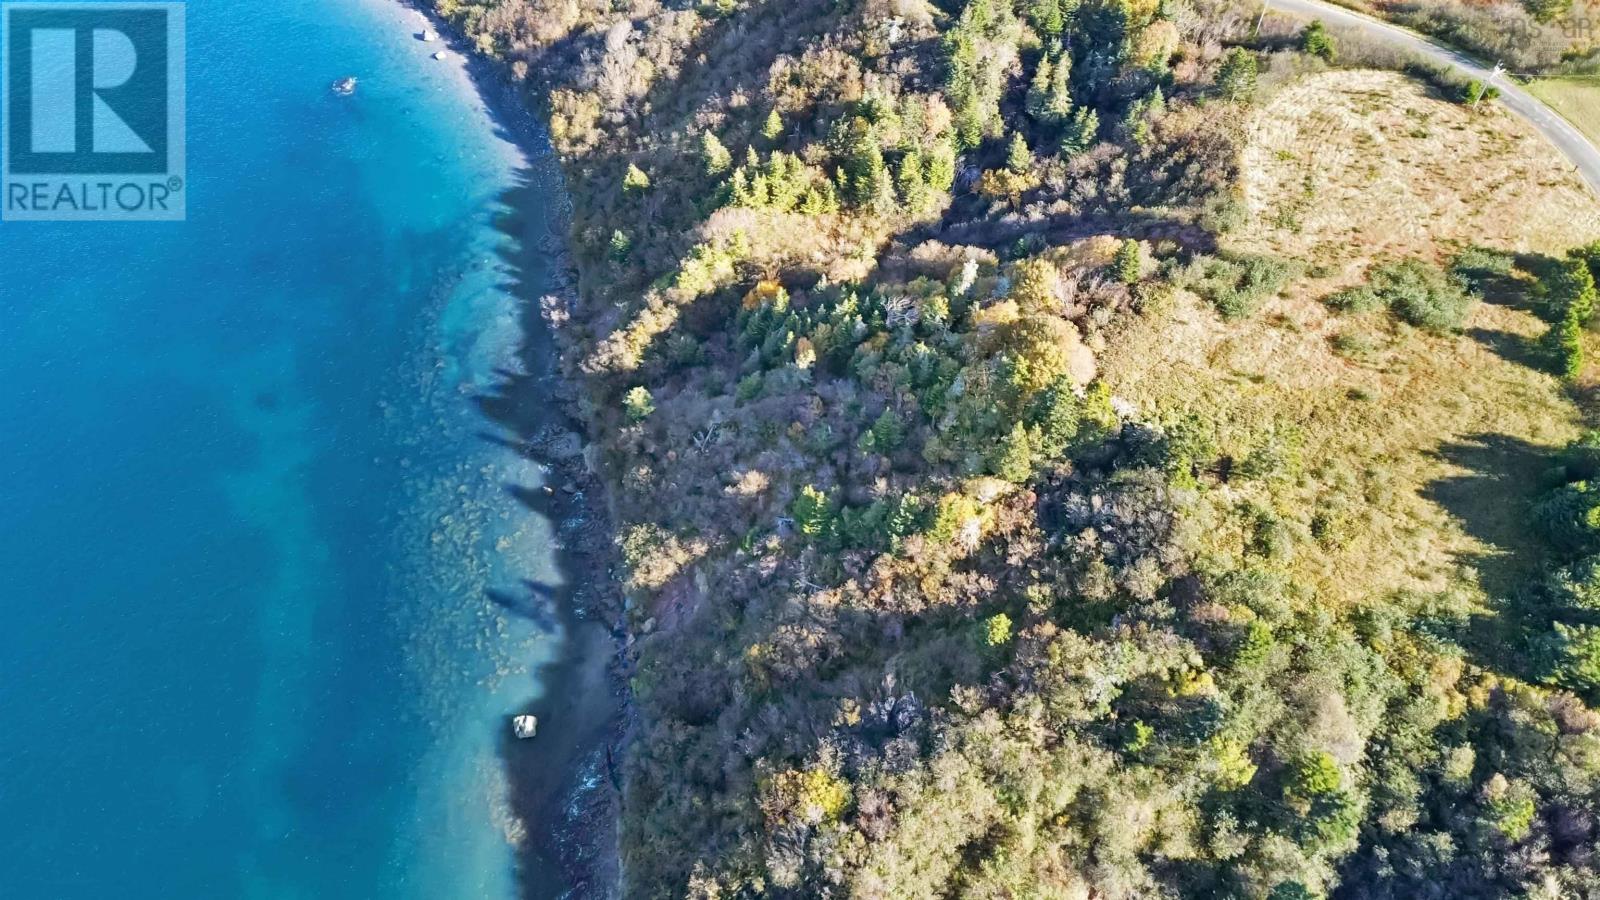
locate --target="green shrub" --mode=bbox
[1548,622,1600,699]
[1561,430,1600,481]
[983,612,1013,647]
[622,386,655,421]
[1268,883,1316,900]
[623,162,651,192]
[1450,246,1514,290]
[1533,480,1600,554]
[1523,0,1573,23]
[1179,253,1297,320]
[1324,285,1384,314]
[1286,750,1343,801]
[1480,774,1539,841]
[1463,80,1498,107]
[1331,331,1379,360]
[1401,60,1497,106]
[791,485,834,537]
[1543,256,1597,379]
[1300,20,1336,61]
[1339,259,1476,333]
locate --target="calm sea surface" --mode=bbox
[0,1,567,895]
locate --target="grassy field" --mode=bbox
[1104,69,1600,609]
[1526,76,1600,150]
[1237,70,1599,277]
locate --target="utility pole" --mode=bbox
[1474,62,1505,110]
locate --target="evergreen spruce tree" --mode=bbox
[607,229,632,262]
[1027,58,1055,122]
[1060,107,1098,156]
[924,138,958,192]
[1027,0,1065,38]
[791,485,833,537]
[701,130,732,175]
[1046,50,1074,123]
[990,421,1038,482]
[1216,47,1258,102]
[839,119,891,209]
[1114,238,1143,284]
[897,151,930,212]
[1006,132,1034,174]
[1301,19,1336,61]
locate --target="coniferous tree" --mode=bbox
[1301,19,1336,60]
[1006,132,1034,174]
[608,229,632,261]
[1114,238,1142,283]
[1060,106,1098,156]
[1045,50,1074,122]
[838,118,892,210]
[990,421,1038,482]
[701,130,732,175]
[924,138,958,192]
[1216,47,1258,101]
[1026,58,1055,121]
[897,151,931,212]
[1073,0,1131,106]
[1027,0,1066,39]
[791,485,833,536]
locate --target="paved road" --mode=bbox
[1269,0,1600,196]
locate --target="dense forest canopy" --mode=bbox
[434,0,1600,896]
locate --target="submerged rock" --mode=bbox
[512,714,539,739]
[544,431,584,460]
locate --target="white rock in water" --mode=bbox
[512,715,538,739]
[421,29,438,42]
[433,51,447,60]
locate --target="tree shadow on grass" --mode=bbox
[1467,326,1547,372]
[1422,432,1558,681]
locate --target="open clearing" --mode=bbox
[1234,69,1599,281]
[1104,69,1600,607]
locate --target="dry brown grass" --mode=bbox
[1235,70,1600,285]
[1102,69,1600,607]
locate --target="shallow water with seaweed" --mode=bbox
[0,1,580,896]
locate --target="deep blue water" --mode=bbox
[0,2,563,896]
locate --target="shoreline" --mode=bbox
[367,0,630,896]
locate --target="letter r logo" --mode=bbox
[29,26,154,154]
[5,4,172,175]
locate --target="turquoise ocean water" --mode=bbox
[0,1,569,896]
